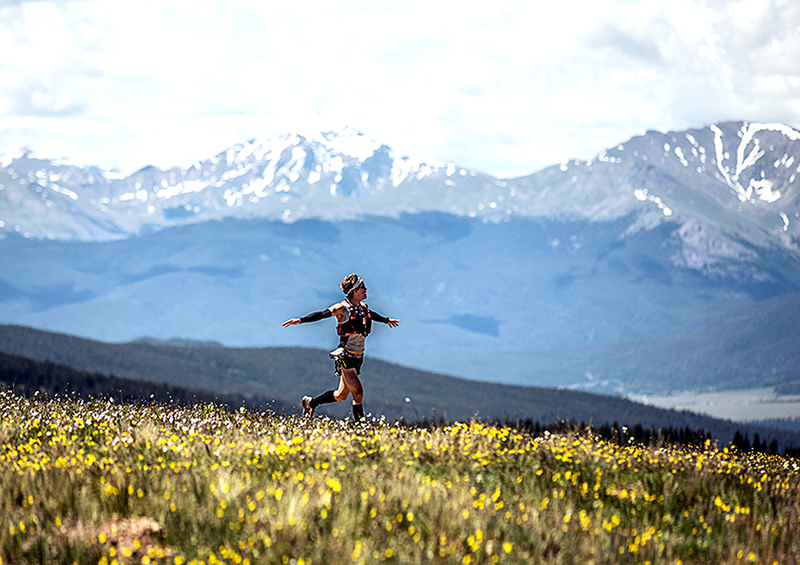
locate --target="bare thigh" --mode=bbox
[335,367,363,402]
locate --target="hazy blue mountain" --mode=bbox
[1,212,798,391]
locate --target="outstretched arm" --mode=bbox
[282,308,334,327]
[371,311,400,328]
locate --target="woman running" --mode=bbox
[281,273,399,421]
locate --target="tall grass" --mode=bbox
[1,390,798,564]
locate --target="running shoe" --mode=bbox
[301,395,314,418]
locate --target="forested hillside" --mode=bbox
[0,350,285,412]
[2,325,800,452]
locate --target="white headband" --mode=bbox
[347,277,364,295]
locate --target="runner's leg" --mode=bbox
[340,367,364,420]
[310,389,337,408]
[340,368,363,403]
[334,372,351,401]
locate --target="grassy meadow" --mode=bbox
[1,390,799,565]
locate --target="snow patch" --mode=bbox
[246,177,271,198]
[223,188,240,206]
[416,165,433,180]
[749,178,781,203]
[235,143,256,163]
[597,150,621,164]
[674,147,688,167]
[102,169,126,180]
[327,156,344,174]
[261,159,277,186]
[750,122,800,141]
[710,123,786,203]
[734,133,764,179]
[634,188,672,215]
[49,184,79,201]
[391,157,414,187]
[221,167,249,181]
[275,146,307,184]
[155,180,207,200]
[324,127,379,160]
[775,154,795,169]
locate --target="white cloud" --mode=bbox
[1,0,799,177]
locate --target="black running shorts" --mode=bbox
[341,354,363,375]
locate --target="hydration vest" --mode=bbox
[337,302,372,339]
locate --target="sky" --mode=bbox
[1,0,800,179]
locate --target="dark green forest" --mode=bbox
[0,350,286,412]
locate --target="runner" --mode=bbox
[281,274,399,421]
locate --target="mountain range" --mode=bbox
[3,122,800,270]
[1,122,800,399]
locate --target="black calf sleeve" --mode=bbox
[352,403,365,421]
[311,390,336,408]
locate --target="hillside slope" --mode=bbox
[381,290,800,396]
[544,291,800,394]
[0,349,282,411]
[1,324,800,450]
[4,213,799,386]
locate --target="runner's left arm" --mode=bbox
[371,311,399,327]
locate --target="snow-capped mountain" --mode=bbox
[2,122,800,280]
[0,127,487,240]
[510,121,800,280]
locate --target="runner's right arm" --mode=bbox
[282,304,342,327]
[299,309,333,323]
